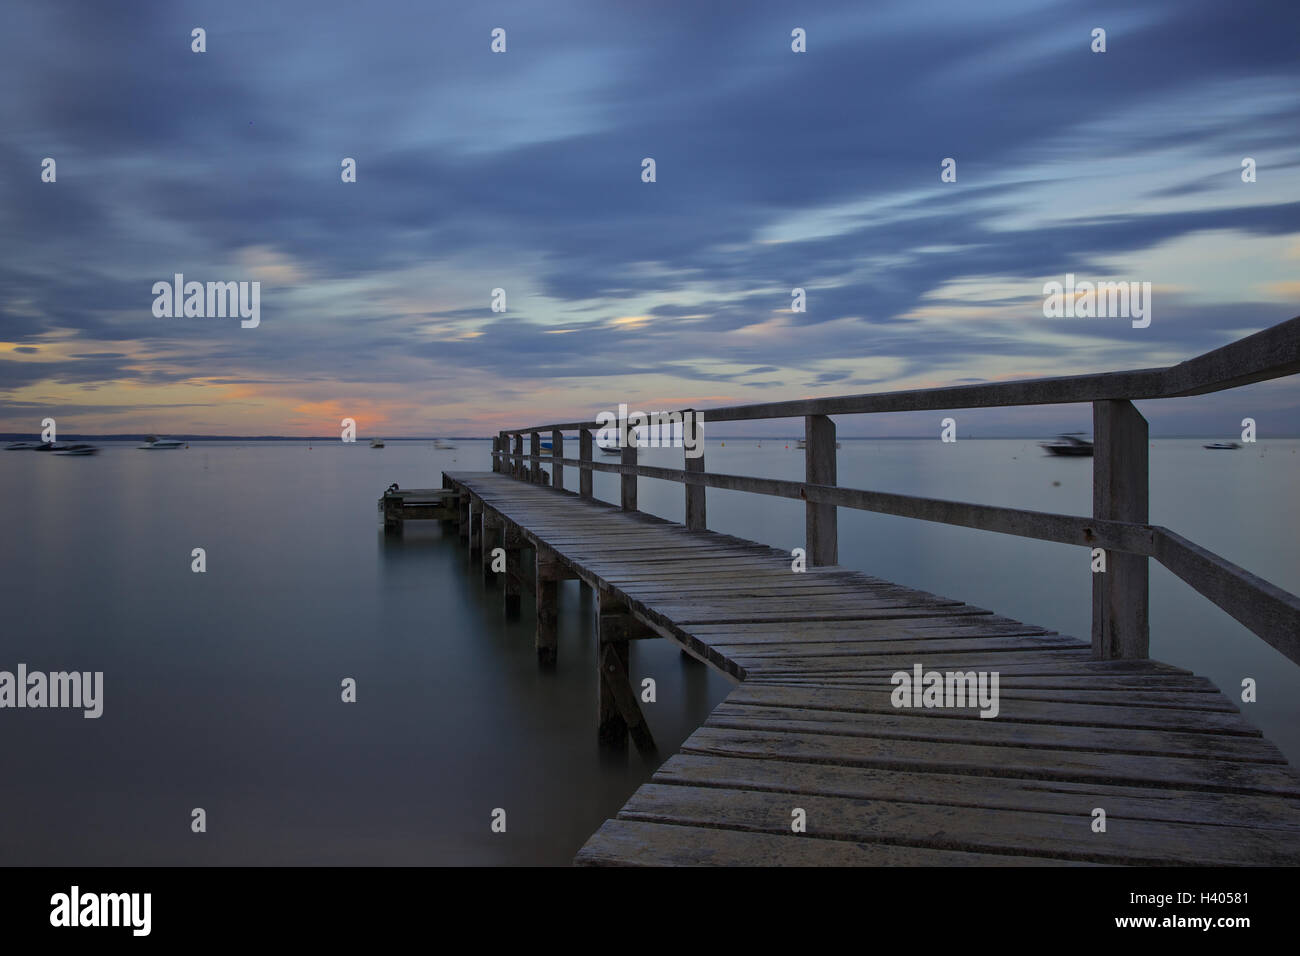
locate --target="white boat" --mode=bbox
[139,436,184,449]
[433,439,456,449]
[599,444,623,456]
[370,438,385,448]
[55,444,99,456]
[4,441,39,450]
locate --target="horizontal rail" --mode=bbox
[1152,529,1300,665]
[499,452,1154,553]
[504,315,1300,434]
[496,449,1300,663]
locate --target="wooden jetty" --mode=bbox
[378,484,460,532]
[404,316,1300,865]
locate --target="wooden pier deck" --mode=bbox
[441,471,1300,866]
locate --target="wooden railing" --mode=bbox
[489,315,1300,667]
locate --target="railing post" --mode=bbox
[1092,400,1149,659]
[579,429,593,499]
[512,433,523,479]
[805,414,838,566]
[685,447,706,531]
[530,432,542,483]
[620,441,637,511]
[552,429,564,490]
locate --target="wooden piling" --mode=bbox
[502,524,523,617]
[482,511,500,585]
[535,547,561,665]
[596,589,656,752]
[467,498,481,558]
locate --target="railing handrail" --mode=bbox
[485,314,1300,668]
[503,314,1300,434]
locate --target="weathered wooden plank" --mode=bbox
[653,754,1300,832]
[726,684,1253,732]
[704,705,1284,763]
[680,727,1300,797]
[617,784,1300,865]
[574,819,1088,867]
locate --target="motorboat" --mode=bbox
[599,444,623,456]
[1040,434,1093,457]
[433,439,456,450]
[55,444,98,456]
[139,436,184,449]
[1203,441,1241,450]
[4,441,39,450]
[370,438,385,448]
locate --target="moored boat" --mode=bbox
[139,436,184,449]
[370,438,385,448]
[1203,441,1241,450]
[55,444,98,456]
[1040,434,1093,457]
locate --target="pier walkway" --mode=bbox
[438,471,1300,866]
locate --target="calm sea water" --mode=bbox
[2,437,1297,865]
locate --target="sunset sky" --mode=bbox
[2,0,1298,437]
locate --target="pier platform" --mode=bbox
[438,471,1300,866]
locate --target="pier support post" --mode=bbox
[620,443,637,512]
[491,437,500,473]
[1092,400,1150,659]
[805,414,838,566]
[685,447,706,531]
[535,547,562,665]
[458,492,470,542]
[552,430,564,490]
[513,434,524,479]
[502,525,524,617]
[596,590,656,753]
[382,492,402,534]
[482,512,501,585]
[468,498,481,559]
[579,429,593,499]
[530,432,542,484]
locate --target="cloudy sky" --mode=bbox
[2,0,1297,437]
